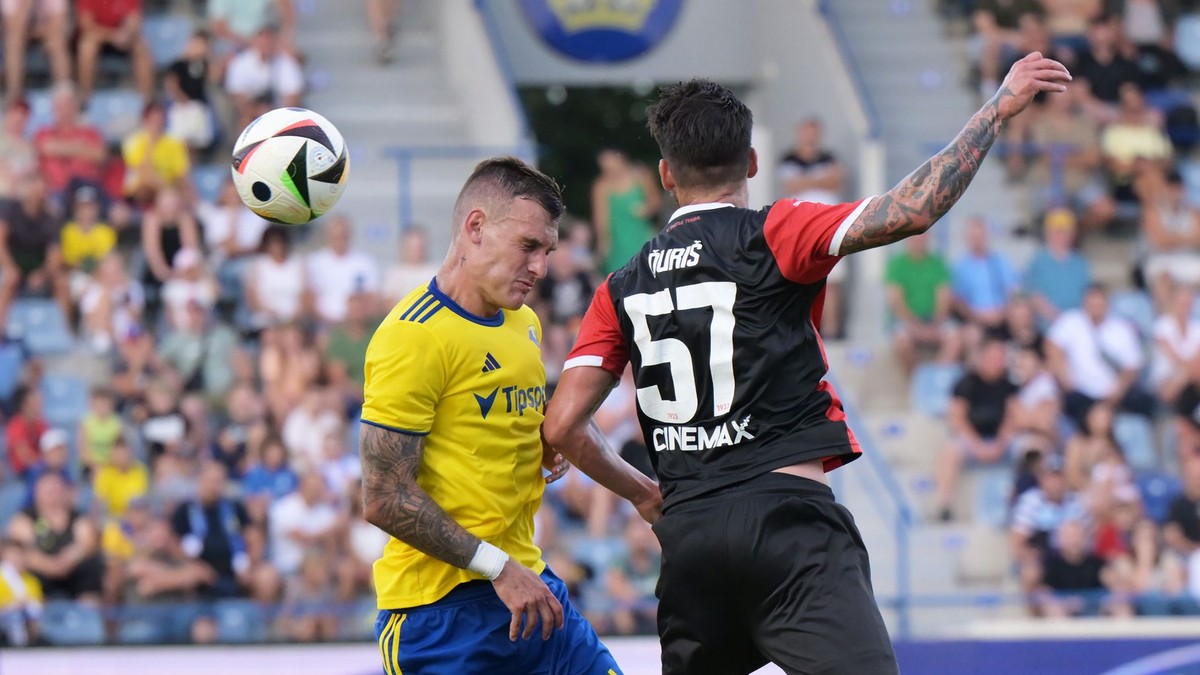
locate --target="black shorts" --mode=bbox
[653,473,898,675]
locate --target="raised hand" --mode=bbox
[993,51,1072,121]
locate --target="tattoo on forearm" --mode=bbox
[360,424,479,568]
[839,89,1009,255]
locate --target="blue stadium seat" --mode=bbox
[910,362,963,418]
[24,89,54,137]
[0,482,27,528]
[143,15,194,66]
[337,597,379,641]
[214,599,269,643]
[116,606,172,644]
[571,537,626,572]
[972,466,1012,528]
[1113,414,1158,472]
[192,164,228,204]
[1176,14,1200,71]
[1138,471,1182,523]
[0,341,24,403]
[1110,290,1155,339]
[41,602,105,646]
[5,298,73,355]
[85,89,144,143]
[40,374,89,429]
[1181,159,1200,208]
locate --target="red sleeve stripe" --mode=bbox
[827,197,874,257]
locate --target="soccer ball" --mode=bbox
[230,107,350,225]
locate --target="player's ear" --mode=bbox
[463,208,486,245]
[658,159,675,192]
[746,148,759,179]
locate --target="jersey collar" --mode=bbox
[428,277,505,327]
[668,202,735,224]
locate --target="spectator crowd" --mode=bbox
[895,0,1200,619]
[0,0,670,648]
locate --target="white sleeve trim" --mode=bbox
[828,197,875,257]
[563,355,604,371]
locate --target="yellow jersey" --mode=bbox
[94,463,149,518]
[0,564,42,609]
[362,278,548,609]
[60,221,117,270]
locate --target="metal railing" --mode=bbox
[815,0,882,141]
[826,372,917,638]
[382,144,536,229]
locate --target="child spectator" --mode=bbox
[79,388,124,475]
[93,439,148,518]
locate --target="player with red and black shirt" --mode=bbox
[543,54,1071,674]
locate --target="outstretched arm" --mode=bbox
[544,367,663,524]
[359,424,564,640]
[839,52,1071,255]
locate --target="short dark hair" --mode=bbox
[259,224,291,253]
[456,156,565,222]
[646,79,753,190]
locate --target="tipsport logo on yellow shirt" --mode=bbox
[474,384,548,420]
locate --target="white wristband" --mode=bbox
[467,541,510,581]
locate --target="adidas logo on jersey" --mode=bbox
[481,353,501,373]
[647,240,703,278]
[651,415,755,453]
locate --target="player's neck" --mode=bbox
[434,261,500,318]
[672,183,749,210]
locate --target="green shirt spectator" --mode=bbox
[886,241,951,322]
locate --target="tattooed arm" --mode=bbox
[839,52,1072,255]
[359,424,478,567]
[359,423,564,640]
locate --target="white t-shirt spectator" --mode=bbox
[198,201,268,259]
[1151,314,1200,388]
[162,277,218,329]
[1048,309,1144,399]
[350,519,388,567]
[1019,371,1060,408]
[384,262,439,305]
[282,407,343,472]
[306,248,380,322]
[246,254,305,324]
[321,453,361,500]
[268,491,339,575]
[225,48,304,103]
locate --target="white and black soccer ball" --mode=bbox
[230,107,350,225]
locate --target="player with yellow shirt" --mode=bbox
[360,157,634,673]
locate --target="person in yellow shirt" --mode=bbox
[93,438,148,518]
[361,157,637,673]
[60,186,116,274]
[0,538,42,646]
[122,102,189,206]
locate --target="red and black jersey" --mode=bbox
[565,199,870,509]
